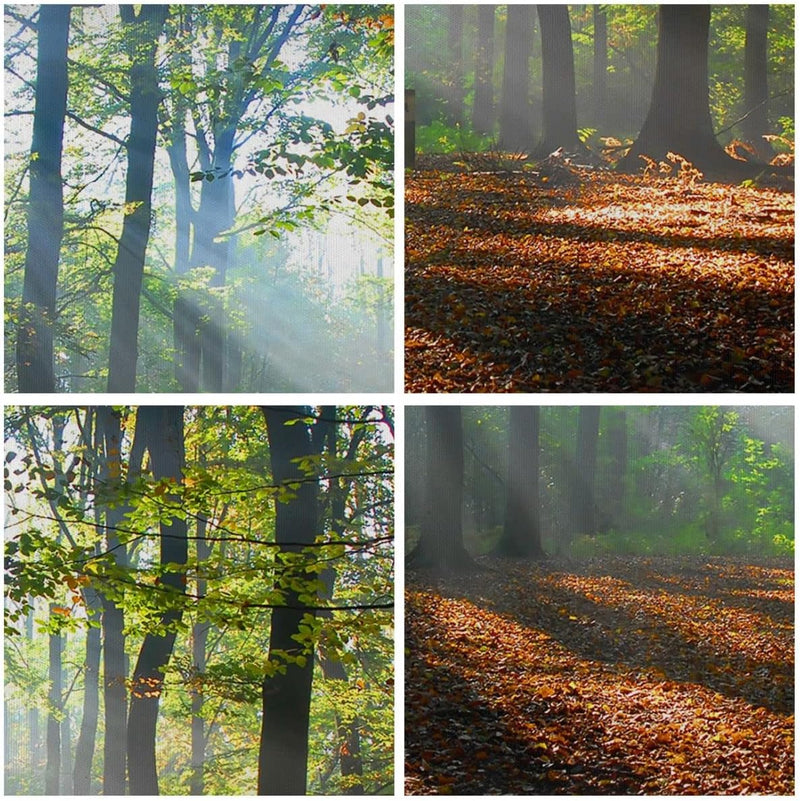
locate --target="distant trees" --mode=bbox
[406,4,793,171]
[406,406,793,570]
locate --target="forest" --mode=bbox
[405,405,793,794]
[5,5,394,393]
[4,406,394,795]
[405,6,794,392]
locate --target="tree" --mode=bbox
[494,407,545,559]
[472,6,495,135]
[258,407,320,795]
[573,407,600,537]
[742,5,772,159]
[498,5,533,151]
[536,4,581,156]
[16,5,70,392]
[106,5,169,392]
[618,5,761,178]
[593,7,608,128]
[443,5,465,125]
[407,407,475,572]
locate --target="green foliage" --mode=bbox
[415,119,495,154]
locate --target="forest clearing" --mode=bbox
[405,160,793,393]
[405,556,794,795]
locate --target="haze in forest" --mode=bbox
[5,5,394,393]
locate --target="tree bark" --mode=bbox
[498,5,533,151]
[72,588,101,794]
[106,5,169,392]
[16,5,70,393]
[407,407,475,572]
[536,5,581,156]
[743,5,772,159]
[45,619,62,795]
[574,407,601,537]
[494,407,545,559]
[593,6,608,127]
[127,407,187,796]
[618,5,761,179]
[472,6,495,135]
[258,407,319,795]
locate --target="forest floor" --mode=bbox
[405,155,794,392]
[405,555,794,795]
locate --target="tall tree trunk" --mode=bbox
[536,4,580,156]
[72,589,101,794]
[574,407,601,537]
[258,407,319,795]
[106,5,169,392]
[472,6,495,135]
[593,6,608,127]
[494,407,545,559]
[498,5,533,151]
[16,5,70,393]
[45,619,62,795]
[443,5,465,125]
[190,520,210,795]
[743,5,772,159]
[407,407,474,572]
[98,407,130,795]
[127,407,187,796]
[606,408,627,526]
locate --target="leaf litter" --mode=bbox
[405,159,793,392]
[405,556,793,794]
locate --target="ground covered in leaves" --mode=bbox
[405,156,794,392]
[405,556,794,795]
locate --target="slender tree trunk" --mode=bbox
[574,407,601,536]
[98,407,129,795]
[743,5,772,159]
[45,619,62,795]
[258,407,319,795]
[443,5,465,125]
[16,5,70,392]
[190,521,210,795]
[72,589,101,794]
[606,408,627,526]
[106,5,169,392]
[593,6,608,127]
[127,407,187,796]
[494,407,545,558]
[472,6,495,135]
[498,5,532,151]
[536,4,580,156]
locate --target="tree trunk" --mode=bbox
[106,5,169,392]
[97,407,130,795]
[443,5,465,125]
[45,620,62,795]
[606,408,627,526]
[593,6,608,127]
[536,4,581,156]
[743,5,772,159]
[258,407,319,795]
[574,407,601,536]
[190,520,210,795]
[408,407,475,572]
[72,589,101,794]
[494,407,545,559]
[127,407,187,796]
[498,5,533,151]
[472,6,495,135]
[618,5,757,179]
[16,5,70,393]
